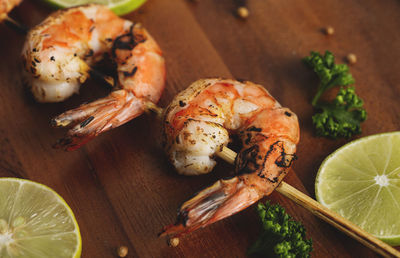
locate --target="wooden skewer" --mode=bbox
[147,104,399,256]
[79,59,115,87]
[89,69,115,88]
[145,101,164,119]
[3,15,28,34]
[217,146,400,258]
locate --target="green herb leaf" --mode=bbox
[248,201,313,258]
[303,51,366,138]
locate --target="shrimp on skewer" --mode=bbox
[160,78,299,236]
[1,0,27,33]
[0,0,22,22]
[22,4,165,150]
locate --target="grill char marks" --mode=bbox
[123,66,137,77]
[112,24,147,82]
[246,126,262,132]
[275,151,297,168]
[236,144,261,175]
[236,133,296,182]
[111,24,147,58]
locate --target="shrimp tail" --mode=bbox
[159,176,262,237]
[51,90,144,151]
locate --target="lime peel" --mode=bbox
[42,0,146,16]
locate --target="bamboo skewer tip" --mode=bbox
[4,15,28,34]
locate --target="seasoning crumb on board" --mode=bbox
[117,246,128,257]
[168,237,180,247]
[324,26,334,35]
[346,53,357,64]
[237,7,249,19]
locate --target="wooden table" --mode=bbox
[1,0,400,257]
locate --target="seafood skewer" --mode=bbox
[22,4,165,150]
[158,78,399,257]
[161,78,300,234]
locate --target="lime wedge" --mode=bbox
[42,0,146,16]
[315,132,400,246]
[0,178,81,257]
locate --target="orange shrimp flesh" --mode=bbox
[160,79,299,237]
[22,5,165,150]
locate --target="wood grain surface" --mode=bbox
[1,0,400,257]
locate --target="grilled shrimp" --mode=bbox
[160,79,299,236]
[21,4,165,150]
[0,0,22,22]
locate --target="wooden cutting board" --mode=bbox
[1,0,400,257]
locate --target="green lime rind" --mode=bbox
[0,177,82,258]
[41,0,146,16]
[315,132,400,246]
[379,236,400,247]
[109,0,146,16]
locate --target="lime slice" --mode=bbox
[0,178,81,257]
[315,132,400,246]
[43,0,147,16]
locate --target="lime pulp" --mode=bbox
[315,132,400,246]
[0,178,81,257]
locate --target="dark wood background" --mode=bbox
[1,0,400,257]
